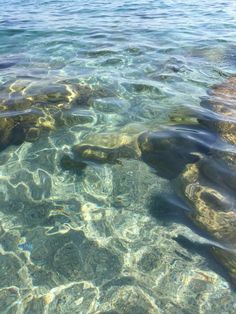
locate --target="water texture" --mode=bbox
[0,0,236,313]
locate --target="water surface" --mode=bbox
[1,0,236,313]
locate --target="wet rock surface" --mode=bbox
[199,77,236,145]
[0,79,102,151]
[66,77,236,286]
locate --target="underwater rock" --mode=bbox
[175,161,236,242]
[71,144,137,165]
[137,125,215,179]
[62,76,236,285]
[200,77,236,145]
[174,160,236,284]
[25,83,74,106]
[0,252,23,288]
[99,285,159,313]
[0,117,15,149]
[0,109,51,150]
[137,250,161,273]
[212,247,236,284]
[29,228,122,286]
[67,132,139,166]
[0,287,20,314]
[0,226,21,252]
[0,55,21,70]
[60,154,87,171]
[23,296,45,314]
[0,61,16,69]
[0,79,101,151]
[173,77,236,283]
[200,152,236,194]
[47,282,97,313]
[28,264,57,290]
[67,124,215,179]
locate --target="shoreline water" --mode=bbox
[1,1,236,313]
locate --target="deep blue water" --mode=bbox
[1,1,236,313]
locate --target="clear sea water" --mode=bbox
[1,0,236,313]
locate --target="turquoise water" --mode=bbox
[1,0,236,313]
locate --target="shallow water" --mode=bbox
[1,0,236,313]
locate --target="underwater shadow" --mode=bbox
[148,192,236,290]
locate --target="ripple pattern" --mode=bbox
[1,0,236,313]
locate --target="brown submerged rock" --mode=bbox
[137,125,214,179]
[175,159,236,284]
[63,76,236,285]
[66,132,140,168]
[175,77,236,284]
[68,124,215,179]
[175,160,236,242]
[200,151,236,194]
[0,110,46,150]
[0,79,100,151]
[200,76,236,145]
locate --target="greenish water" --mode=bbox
[1,0,236,313]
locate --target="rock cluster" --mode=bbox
[174,77,236,283]
[65,77,236,285]
[0,79,100,150]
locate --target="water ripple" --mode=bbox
[0,0,236,313]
